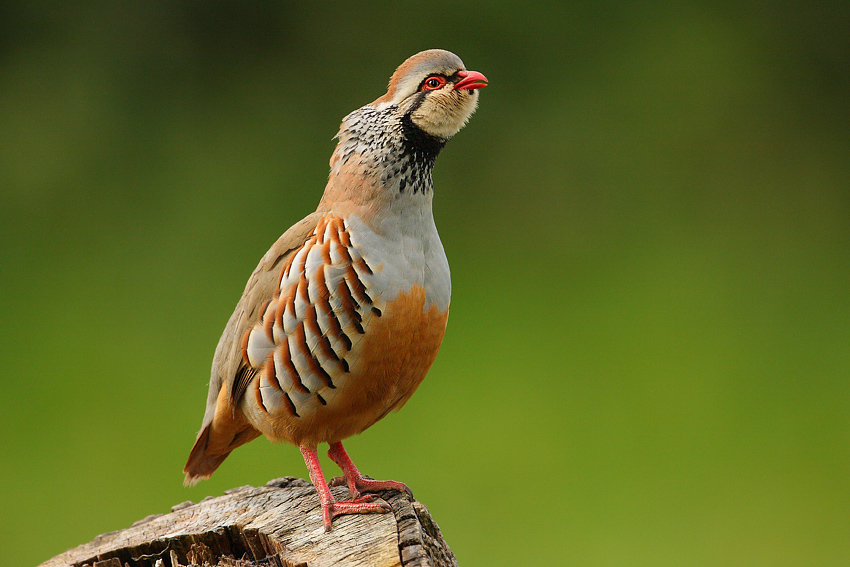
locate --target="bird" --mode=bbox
[183,49,487,532]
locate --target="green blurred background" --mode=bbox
[2,1,848,565]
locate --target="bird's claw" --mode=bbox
[320,497,392,532]
[350,493,378,504]
[331,473,413,500]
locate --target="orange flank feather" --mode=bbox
[251,285,448,448]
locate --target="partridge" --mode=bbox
[183,49,487,531]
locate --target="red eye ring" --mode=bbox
[421,76,447,91]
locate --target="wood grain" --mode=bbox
[41,478,456,567]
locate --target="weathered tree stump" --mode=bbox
[41,477,456,567]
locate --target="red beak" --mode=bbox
[454,70,489,91]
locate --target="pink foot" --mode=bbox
[300,445,391,532]
[327,441,414,499]
[319,495,391,532]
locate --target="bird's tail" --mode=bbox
[183,423,260,486]
[183,414,261,486]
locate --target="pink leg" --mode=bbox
[327,441,413,499]
[300,445,391,532]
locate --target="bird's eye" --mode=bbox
[422,76,446,91]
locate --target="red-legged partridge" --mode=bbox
[184,49,487,531]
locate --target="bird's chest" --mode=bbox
[243,212,450,443]
[345,213,451,314]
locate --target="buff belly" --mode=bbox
[242,285,448,447]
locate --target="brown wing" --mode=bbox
[184,210,323,483]
[213,212,324,406]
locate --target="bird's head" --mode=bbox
[374,49,488,141]
[324,50,486,210]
